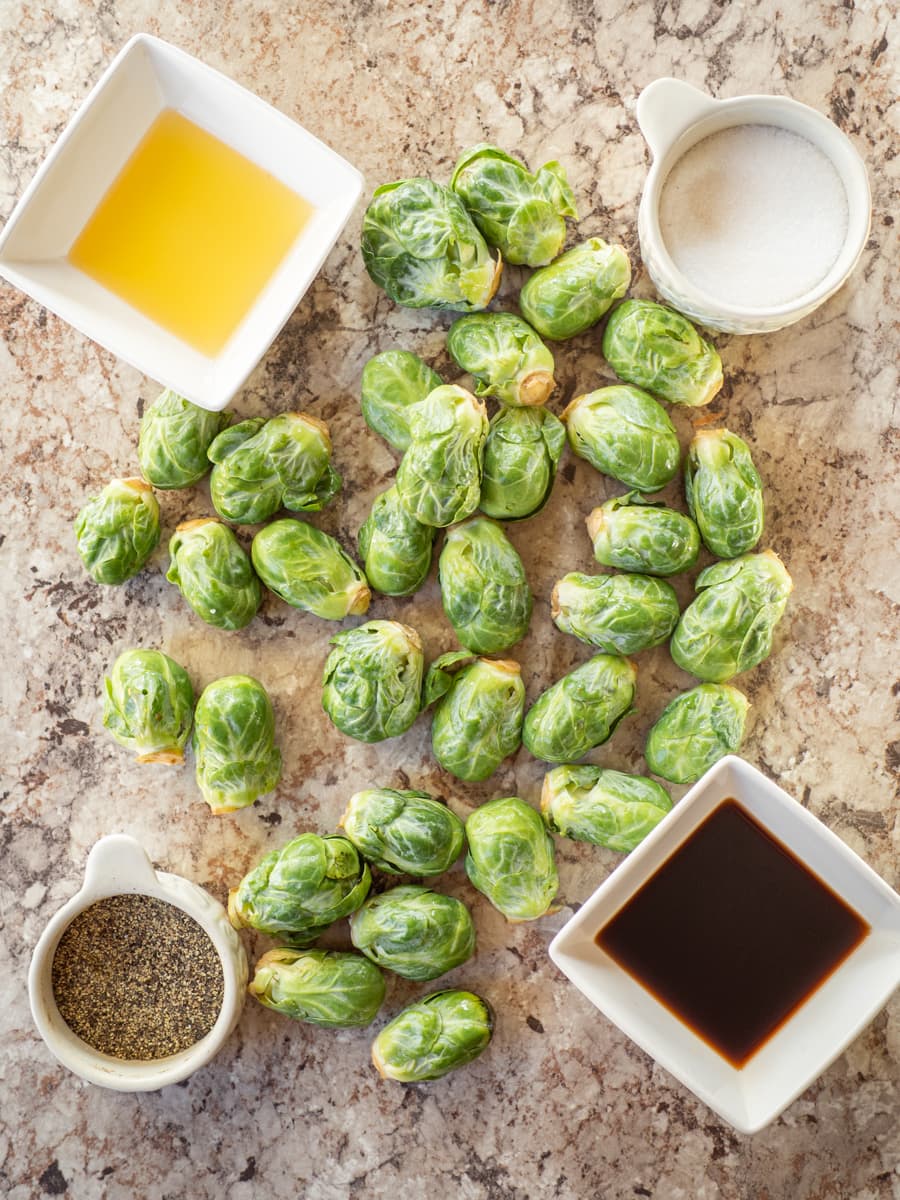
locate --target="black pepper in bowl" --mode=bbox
[51,893,224,1060]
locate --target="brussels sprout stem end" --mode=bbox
[486,254,504,305]
[518,370,555,406]
[135,749,185,765]
[348,582,374,615]
[585,508,605,543]
[176,516,222,534]
[122,477,154,494]
[227,888,247,930]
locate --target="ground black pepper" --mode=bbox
[51,893,224,1060]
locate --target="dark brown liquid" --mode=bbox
[595,799,869,1067]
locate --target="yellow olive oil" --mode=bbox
[68,109,313,356]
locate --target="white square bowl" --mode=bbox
[0,34,363,410]
[548,756,900,1134]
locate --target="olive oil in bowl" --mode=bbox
[68,108,313,357]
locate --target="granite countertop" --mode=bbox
[2,2,898,1197]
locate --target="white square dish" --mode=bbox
[548,756,900,1134]
[0,34,363,411]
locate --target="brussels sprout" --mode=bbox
[428,656,525,782]
[541,764,672,851]
[192,675,282,814]
[249,947,385,1028]
[361,178,501,311]
[166,518,261,630]
[465,796,558,921]
[480,406,566,521]
[358,485,436,597]
[102,649,194,763]
[450,144,577,266]
[339,788,466,876]
[551,572,680,655]
[322,620,424,743]
[562,385,681,492]
[518,237,631,341]
[670,550,792,682]
[522,653,636,764]
[447,313,556,407]
[372,989,493,1082]
[74,477,160,585]
[586,492,700,577]
[438,518,532,654]
[645,683,749,784]
[360,350,443,451]
[685,429,765,558]
[208,412,340,525]
[251,518,370,620]
[138,389,230,489]
[601,299,723,407]
[395,385,488,527]
[229,833,372,943]
[350,885,476,982]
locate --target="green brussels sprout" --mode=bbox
[339,788,466,876]
[522,653,636,764]
[480,406,566,521]
[447,312,556,407]
[427,655,525,782]
[685,429,765,558]
[438,518,532,655]
[358,485,436,597]
[322,620,424,743]
[670,550,792,682]
[102,649,194,764]
[360,350,443,451]
[372,989,493,1082]
[601,299,723,407]
[251,518,370,620]
[138,389,231,489]
[551,572,680,655]
[395,385,489,527]
[541,764,672,851]
[518,237,631,341]
[361,178,502,311]
[350,885,476,982]
[645,684,749,784]
[465,796,558,921]
[74,477,161,585]
[562,385,681,492]
[451,144,577,266]
[586,492,700,577]
[249,947,386,1028]
[229,833,372,943]
[166,518,261,630]
[192,675,282,814]
[208,412,340,525]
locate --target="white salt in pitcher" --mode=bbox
[635,78,871,334]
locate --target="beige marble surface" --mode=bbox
[2,1,899,1197]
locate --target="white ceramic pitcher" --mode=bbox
[28,834,248,1091]
[635,77,871,334]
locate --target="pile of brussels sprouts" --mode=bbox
[73,140,796,1084]
[74,393,369,628]
[351,143,792,792]
[102,649,282,814]
[227,787,564,1079]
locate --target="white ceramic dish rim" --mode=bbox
[0,33,364,411]
[548,755,900,1134]
[637,83,871,321]
[28,834,248,1091]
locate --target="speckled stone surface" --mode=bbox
[2,2,899,1197]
